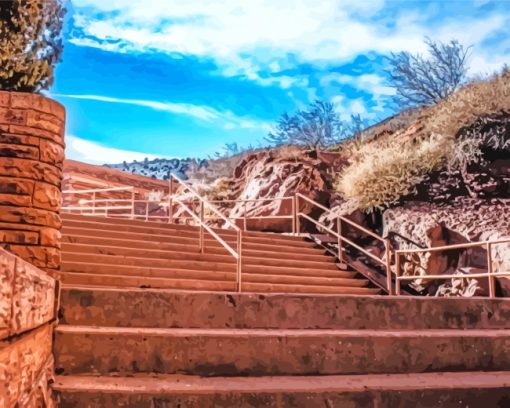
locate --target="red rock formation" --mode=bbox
[217,148,346,232]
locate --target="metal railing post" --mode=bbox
[237,229,243,292]
[130,189,135,220]
[199,201,205,253]
[243,201,248,231]
[337,217,344,263]
[295,195,300,235]
[487,242,495,298]
[291,195,297,235]
[145,201,149,222]
[395,252,401,296]
[385,239,393,295]
[92,191,96,215]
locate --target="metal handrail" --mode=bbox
[62,186,134,194]
[169,173,240,232]
[394,238,510,297]
[169,173,243,291]
[295,193,393,294]
[173,197,239,259]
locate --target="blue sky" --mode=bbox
[50,0,510,164]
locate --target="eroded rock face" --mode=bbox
[383,199,510,295]
[215,148,346,232]
[0,91,65,273]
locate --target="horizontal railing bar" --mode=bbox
[299,212,385,265]
[174,197,239,259]
[62,206,132,211]
[396,239,510,254]
[397,272,510,280]
[299,212,339,237]
[209,197,294,204]
[76,199,168,204]
[340,235,386,264]
[63,186,134,194]
[77,199,131,203]
[296,193,385,243]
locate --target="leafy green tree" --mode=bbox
[0,0,65,92]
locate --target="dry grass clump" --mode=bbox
[335,71,510,211]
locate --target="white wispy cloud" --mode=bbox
[66,134,169,164]
[53,93,271,131]
[70,0,509,79]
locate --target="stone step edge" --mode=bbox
[52,371,510,394]
[55,325,510,337]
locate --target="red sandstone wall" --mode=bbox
[0,91,65,272]
[0,248,57,407]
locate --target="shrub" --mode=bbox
[266,100,343,150]
[0,0,65,92]
[335,71,510,211]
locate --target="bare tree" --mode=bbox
[266,100,343,150]
[386,38,471,107]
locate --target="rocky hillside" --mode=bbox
[196,71,509,297]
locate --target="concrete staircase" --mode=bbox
[53,288,510,406]
[59,213,379,295]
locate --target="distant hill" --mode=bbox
[105,157,208,180]
[104,148,268,182]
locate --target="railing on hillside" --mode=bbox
[395,239,510,298]
[172,196,295,231]
[169,173,243,291]
[295,193,393,294]
[62,186,171,222]
[63,182,509,298]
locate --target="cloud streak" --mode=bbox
[53,93,271,131]
[66,134,170,164]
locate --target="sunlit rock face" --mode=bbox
[218,148,346,232]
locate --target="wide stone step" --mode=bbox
[53,372,510,408]
[241,282,378,295]
[62,235,324,257]
[62,242,335,263]
[54,326,510,376]
[61,225,314,249]
[57,272,236,291]
[60,261,363,290]
[62,250,341,272]
[58,288,510,330]
[61,213,303,241]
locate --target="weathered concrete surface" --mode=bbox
[0,248,56,338]
[54,372,510,408]
[0,247,57,408]
[0,324,55,408]
[0,91,65,272]
[54,326,510,376]
[59,287,510,330]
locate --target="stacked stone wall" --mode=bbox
[0,91,65,272]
